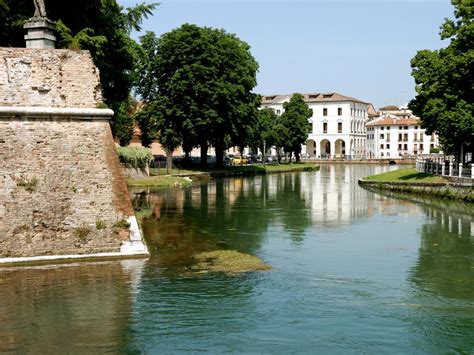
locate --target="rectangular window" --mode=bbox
[276,109,281,115]
[398,133,402,141]
[404,144,408,150]
[381,127,384,130]
[386,144,390,149]
[414,126,418,129]
[323,122,328,133]
[420,144,424,150]
[404,126,408,130]
[398,144,402,150]
[323,108,328,116]
[380,144,384,150]
[386,133,390,142]
[380,134,384,139]
[387,127,390,130]
[404,133,408,141]
[399,126,403,130]
[338,122,342,133]
[338,108,342,116]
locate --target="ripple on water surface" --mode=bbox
[1,166,473,353]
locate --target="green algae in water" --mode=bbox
[190,250,271,274]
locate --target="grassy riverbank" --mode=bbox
[360,168,473,202]
[126,175,193,188]
[128,163,319,188]
[365,168,448,184]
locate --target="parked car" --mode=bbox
[153,154,166,162]
[207,155,216,165]
[232,156,248,165]
[152,154,166,168]
[264,155,276,163]
[245,154,259,164]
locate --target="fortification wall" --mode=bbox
[0,48,102,108]
[0,48,147,262]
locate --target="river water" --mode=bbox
[1,165,473,353]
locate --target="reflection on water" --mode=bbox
[0,260,145,353]
[1,165,473,352]
[406,203,474,352]
[411,204,474,300]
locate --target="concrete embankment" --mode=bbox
[309,159,415,165]
[358,179,474,203]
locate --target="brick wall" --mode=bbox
[0,118,135,257]
[0,48,142,260]
[0,48,102,108]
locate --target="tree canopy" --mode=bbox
[278,94,313,162]
[409,0,473,159]
[0,0,158,145]
[248,108,278,161]
[134,24,260,167]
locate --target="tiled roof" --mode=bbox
[261,94,291,104]
[366,115,420,127]
[261,92,369,105]
[379,105,400,111]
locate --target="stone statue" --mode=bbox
[33,0,47,18]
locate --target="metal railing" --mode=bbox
[416,156,474,179]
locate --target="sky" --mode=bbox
[118,0,453,109]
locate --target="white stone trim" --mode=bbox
[0,216,150,266]
[0,251,149,266]
[0,106,114,119]
[120,216,149,254]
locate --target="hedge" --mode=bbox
[117,146,153,169]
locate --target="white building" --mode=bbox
[366,112,439,159]
[261,92,369,159]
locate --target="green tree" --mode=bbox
[279,94,312,163]
[134,24,259,167]
[0,0,158,146]
[409,0,473,161]
[249,108,278,163]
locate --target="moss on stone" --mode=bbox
[190,250,271,274]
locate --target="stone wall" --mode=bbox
[0,48,147,262]
[358,179,474,203]
[0,117,136,257]
[0,48,102,108]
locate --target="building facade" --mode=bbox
[261,92,369,159]
[366,112,439,159]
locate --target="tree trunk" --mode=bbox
[215,142,224,168]
[239,147,245,165]
[200,141,208,167]
[295,151,300,163]
[184,150,190,166]
[165,148,173,174]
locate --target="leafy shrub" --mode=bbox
[74,225,92,243]
[17,177,38,192]
[95,220,106,230]
[117,146,153,169]
[113,219,131,230]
